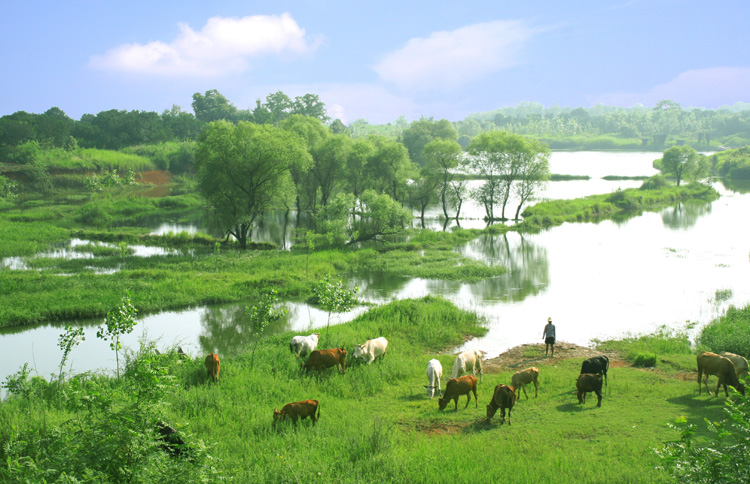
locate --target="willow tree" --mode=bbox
[196,120,311,249]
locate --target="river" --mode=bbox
[2,151,748,391]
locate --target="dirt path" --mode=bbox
[483,341,628,373]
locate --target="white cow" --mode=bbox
[424,359,443,399]
[289,333,319,358]
[353,337,388,364]
[451,349,485,382]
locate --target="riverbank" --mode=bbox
[0,296,732,483]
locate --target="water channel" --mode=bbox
[2,151,749,391]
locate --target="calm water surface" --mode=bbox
[2,152,747,390]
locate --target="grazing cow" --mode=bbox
[204,353,220,383]
[353,337,389,364]
[486,384,516,424]
[451,350,485,382]
[511,367,539,402]
[580,355,610,385]
[697,351,746,397]
[719,352,749,379]
[577,373,603,407]
[438,375,478,411]
[303,347,347,375]
[290,333,320,358]
[424,359,443,399]
[273,399,320,429]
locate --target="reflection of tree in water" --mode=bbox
[198,303,294,355]
[660,201,712,230]
[461,232,549,303]
[720,179,750,194]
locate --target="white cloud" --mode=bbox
[590,67,750,108]
[89,13,319,77]
[373,20,534,92]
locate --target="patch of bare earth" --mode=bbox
[483,341,627,373]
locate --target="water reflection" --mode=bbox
[660,201,713,230]
[458,232,549,302]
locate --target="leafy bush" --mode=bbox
[699,305,750,356]
[632,353,656,367]
[639,174,667,190]
[659,390,750,483]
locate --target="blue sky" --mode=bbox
[1,0,749,123]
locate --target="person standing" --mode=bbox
[543,317,556,357]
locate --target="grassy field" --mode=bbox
[0,296,736,483]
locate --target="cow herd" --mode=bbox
[199,334,748,430]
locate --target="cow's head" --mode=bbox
[424,385,437,399]
[486,403,498,419]
[438,396,449,411]
[272,409,283,428]
[353,344,366,360]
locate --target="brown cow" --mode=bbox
[302,347,347,375]
[204,353,220,383]
[273,399,320,429]
[697,351,746,397]
[438,375,478,411]
[577,373,603,407]
[486,384,516,424]
[511,367,539,402]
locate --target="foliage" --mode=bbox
[699,305,750,357]
[712,146,750,180]
[658,391,750,483]
[654,146,711,186]
[399,118,458,166]
[195,120,311,249]
[0,175,18,199]
[246,289,288,368]
[633,353,657,367]
[57,324,85,380]
[640,174,668,190]
[96,291,138,378]
[313,273,359,343]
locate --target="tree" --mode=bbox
[195,121,311,249]
[513,140,551,220]
[343,138,374,199]
[329,119,348,135]
[280,115,329,212]
[423,139,463,220]
[191,90,238,123]
[96,292,138,378]
[409,167,441,226]
[246,290,287,368]
[366,135,415,203]
[313,275,359,345]
[312,134,351,207]
[467,131,548,221]
[400,118,458,166]
[292,93,330,123]
[654,145,710,186]
[265,91,293,124]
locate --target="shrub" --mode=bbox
[639,174,667,190]
[632,353,656,367]
[659,391,750,483]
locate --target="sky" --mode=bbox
[1,0,749,124]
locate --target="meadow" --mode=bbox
[0,296,740,483]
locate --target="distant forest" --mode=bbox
[2,90,750,157]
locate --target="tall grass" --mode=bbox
[38,147,154,172]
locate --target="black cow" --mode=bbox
[580,355,609,385]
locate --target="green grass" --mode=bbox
[0,297,734,483]
[37,147,155,172]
